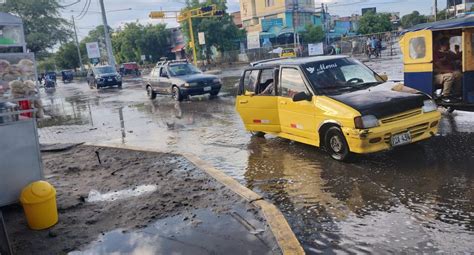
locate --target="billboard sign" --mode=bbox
[247,32,260,49]
[198,32,206,45]
[261,18,283,32]
[362,7,376,15]
[86,42,101,59]
[308,43,324,56]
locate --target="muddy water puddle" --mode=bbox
[40,81,474,253]
[70,207,276,255]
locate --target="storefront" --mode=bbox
[0,12,43,206]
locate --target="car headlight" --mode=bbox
[213,78,222,84]
[116,75,122,81]
[422,99,437,113]
[184,82,198,87]
[354,115,379,129]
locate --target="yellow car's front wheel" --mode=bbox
[325,127,352,161]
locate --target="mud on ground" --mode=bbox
[3,145,277,254]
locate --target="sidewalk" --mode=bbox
[2,145,285,254]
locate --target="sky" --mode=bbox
[60,0,436,40]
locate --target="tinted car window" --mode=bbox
[258,69,275,95]
[280,68,308,98]
[168,63,201,76]
[160,67,168,77]
[95,66,115,74]
[243,70,259,94]
[302,58,383,93]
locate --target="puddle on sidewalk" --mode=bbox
[69,208,277,255]
[86,185,158,203]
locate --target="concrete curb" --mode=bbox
[84,142,305,255]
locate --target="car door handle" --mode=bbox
[239,100,248,104]
[280,101,287,105]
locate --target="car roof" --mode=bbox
[402,14,474,33]
[251,55,348,67]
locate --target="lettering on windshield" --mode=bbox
[306,63,338,74]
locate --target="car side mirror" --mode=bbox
[379,74,388,82]
[293,92,312,102]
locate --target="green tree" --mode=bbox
[401,11,428,28]
[55,42,80,70]
[357,12,393,34]
[0,0,71,56]
[112,23,171,64]
[300,24,325,43]
[37,56,56,73]
[181,0,245,62]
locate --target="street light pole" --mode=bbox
[434,0,438,21]
[293,0,298,50]
[71,15,84,72]
[98,0,116,68]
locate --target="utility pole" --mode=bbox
[454,0,457,16]
[99,0,116,68]
[293,0,298,50]
[434,0,438,21]
[446,0,449,19]
[71,16,84,72]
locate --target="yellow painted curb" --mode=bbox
[83,142,305,254]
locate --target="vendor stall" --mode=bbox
[0,12,43,206]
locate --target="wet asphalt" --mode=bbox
[38,70,473,254]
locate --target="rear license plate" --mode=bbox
[203,86,211,91]
[391,132,412,147]
[108,78,113,81]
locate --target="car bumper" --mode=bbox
[97,79,121,87]
[342,111,441,154]
[181,84,221,96]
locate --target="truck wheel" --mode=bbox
[117,83,122,89]
[147,85,156,99]
[172,86,183,102]
[325,126,351,161]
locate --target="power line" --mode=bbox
[59,0,82,8]
[76,0,92,20]
[74,0,89,18]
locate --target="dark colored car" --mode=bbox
[61,70,74,83]
[45,71,57,82]
[88,65,122,89]
[144,60,222,101]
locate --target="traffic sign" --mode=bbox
[149,11,165,19]
[198,32,205,45]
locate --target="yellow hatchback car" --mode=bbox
[236,56,441,161]
[280,48,296,58]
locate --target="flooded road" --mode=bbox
[38,71,474,253]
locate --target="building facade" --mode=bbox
[240,0,323,48]
[449,0,474,15]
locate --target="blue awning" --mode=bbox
[260,32,276,39]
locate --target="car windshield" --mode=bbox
[95,66,115,74]
[168,63,201,76]
[302,58,384,94]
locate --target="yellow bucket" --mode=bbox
[20,181,58,230]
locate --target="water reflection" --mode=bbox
[244,136,474,253]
